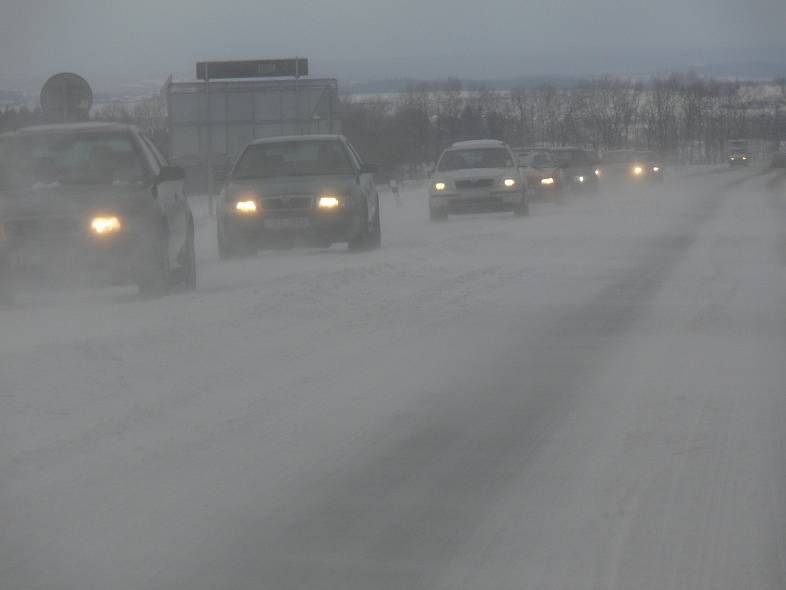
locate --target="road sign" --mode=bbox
[196,59,308,80]
[40,73,93,122]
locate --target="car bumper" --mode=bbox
[430,190,523,214]
[221,207,357,246]
[0,230,156,287]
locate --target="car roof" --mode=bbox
[449,139,508,149]
[0,122,139,140]
[247,134,347,146]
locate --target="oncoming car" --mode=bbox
[727,140,751,166]
[596,150,664,184]
[0,122,196,298]
[217,135,381,255]
[518,150,563,198]
[549,147,600,192]
[429,140,528,221]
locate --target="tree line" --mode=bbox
[342,75,786,177]
[2,74,784,179]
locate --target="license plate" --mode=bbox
[264,218,310,230]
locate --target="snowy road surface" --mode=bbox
[2,167,786,589]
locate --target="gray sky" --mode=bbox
[1,0,785,90]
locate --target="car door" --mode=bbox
[345,140,377,224]
[138,133,188,268]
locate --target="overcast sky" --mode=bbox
[1,0,785,90]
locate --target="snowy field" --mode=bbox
[2,165,786,589]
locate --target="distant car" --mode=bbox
[217,135,380,256]
[727,140,751,167]
[769,152,786,169]
[597,150,664,184]
[549,147,600,192]
[0,122,195,297]
[429,140,528,220]
[519,150,563,198]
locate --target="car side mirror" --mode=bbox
[157,166,186,183]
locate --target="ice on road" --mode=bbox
[2,167,786,589]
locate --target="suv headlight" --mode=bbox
[433,181,447,192]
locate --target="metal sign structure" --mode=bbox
[165,76,339,203]
[196,59,309,81]
[40,73,93,123]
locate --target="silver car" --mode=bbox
[429,140,528,221]
[217,135,381,256]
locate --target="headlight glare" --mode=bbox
[540,177,555,186]
[235,200,258,214]
[90,215,122,235]
[503,178,516,188]
[633,166,644,176]
[318,196,341,209]
[652,166,660,172]
[434,182,446,192]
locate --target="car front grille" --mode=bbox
[263,196,313,210]
[455,179,494,190]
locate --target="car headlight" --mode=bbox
[434,181,447,192]
[540,177,555,186]
[577,175,585,183]
[90,215,122,236]
[594,168,601,177]
[652,166,660,172]
[633,166,644,176]
[318,196,341,209]
[235,200,259,214]
[742,156,747,161]
[503,178,517,188]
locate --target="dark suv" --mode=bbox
[217,135,381,255]
[0,123,195,297]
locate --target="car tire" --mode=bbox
[513,191,529,217]
[348,201,371,252]
[368,195,382,250]
[137,236,171,298]
[172,220,197,293]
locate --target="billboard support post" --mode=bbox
[205,72,214,216]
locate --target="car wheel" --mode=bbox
[513,191,529,217]
[172,221,197,293]
[348,201,371,251]
[368,195,382,249]
[137,237,171,298]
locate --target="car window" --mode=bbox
[232,140,355,178]
[438,148,513,171]
[0,132,148,189]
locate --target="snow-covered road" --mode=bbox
[2,166,786,589]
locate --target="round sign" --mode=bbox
[40,73,93,122]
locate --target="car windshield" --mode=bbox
[551,150,583,165]
[636,151,660,163]
[232,140,354,178]
[437,148,513,171]
[530,153,553,167]
[603,150,637,163]
[0,132,146,189]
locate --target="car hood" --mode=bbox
[0,183,151,219]
[226,175,359,197]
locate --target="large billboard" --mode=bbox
[165,77,340,180]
